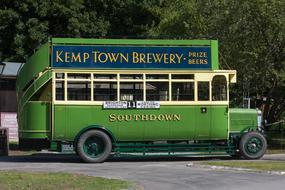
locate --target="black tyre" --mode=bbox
[239,131,267,159]
[77,130,112,163]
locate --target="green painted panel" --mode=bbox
[211,40,219,70]
[53,105,228,142]
[19,102,51,139]
[53,106,67,139]
[52,38,212,46]
[167,106,194,140]
[229,108,258,132]
[19,132,50,139]
[211,106,228,139]
[114,110,144,141]
[195,106,211,139]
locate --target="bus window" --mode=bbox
[94,82,117,101]
[172,74,194,79]
[198,82,209,101]
[212,75,227,101]
[172,82,194,101]
[67,81,91,100]
[56,73,64,79]
[120,82,143,101]
[67,73,91,79]
[146,74,168,79]
[120,74,143,79]
[94,74,116,79]
[56,81,65,100]
[146,82,169,101]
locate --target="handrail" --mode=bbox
[18,69,52,112]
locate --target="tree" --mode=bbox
[91,0,160,37]
[148,0,285,124]
[0,0,161,61]
[215,0,285,124]
[0,0,110,61]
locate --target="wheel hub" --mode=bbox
[246,137,262,154]
[83,137,104,157]
[89,143,98,153]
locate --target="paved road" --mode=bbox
[0,154,285,190]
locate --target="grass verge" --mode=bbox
[266,149,285,154]
[0,170,132,190]
[200,161,285,171]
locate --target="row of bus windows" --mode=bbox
[55,75,227,101]
[56,73,194,80]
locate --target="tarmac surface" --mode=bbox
[0,153,285,190]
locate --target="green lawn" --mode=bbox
[200,161,285,171]
[266,149,285,154]
[0,171,132,190]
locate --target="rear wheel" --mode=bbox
[239,132,267,159]
[77,130,112,163]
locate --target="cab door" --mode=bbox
[194,82,211,140]
[194,106,211,140]
[210,75,228,140]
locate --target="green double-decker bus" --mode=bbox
[16,38,267,163]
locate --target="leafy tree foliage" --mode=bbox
[0,0,110,61]
[148,0,285,124]
[0,0,159,61]
[91,0,159,37]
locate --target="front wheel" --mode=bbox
[239,131,267,159]
[77,130,112,163]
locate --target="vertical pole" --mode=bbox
[248,98,251,109]
[0,128,9,156]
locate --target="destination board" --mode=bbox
[103,101,160,109]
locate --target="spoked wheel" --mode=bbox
[239,131,267,159]
[77,130,112,163]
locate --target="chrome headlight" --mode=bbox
[257,110,263,130]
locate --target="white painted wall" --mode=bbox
[0,112,18,142]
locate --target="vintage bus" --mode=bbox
[16,38,267,163]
